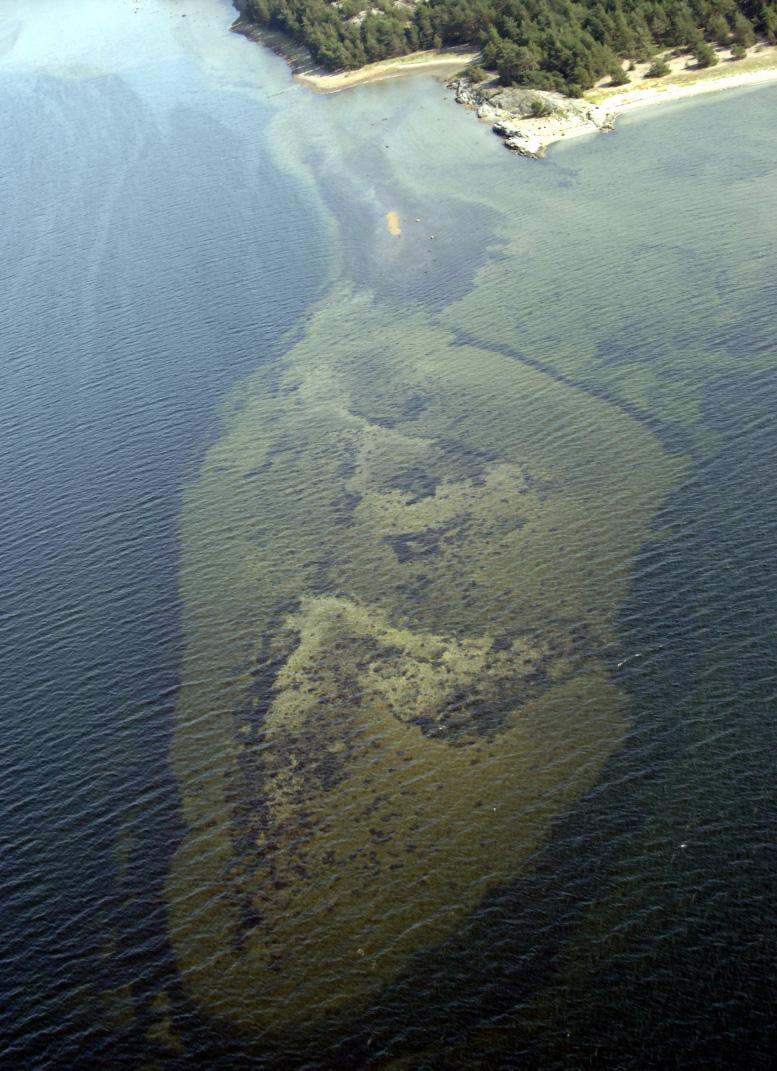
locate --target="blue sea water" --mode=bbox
[1,1,777,1066]
[0,3,329,1062]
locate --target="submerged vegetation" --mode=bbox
[237,0,777,92]
[168,286,681,1030]
[167,16,777,1035]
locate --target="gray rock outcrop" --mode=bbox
[450,77,614,158]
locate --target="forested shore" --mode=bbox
[235,0,777,94]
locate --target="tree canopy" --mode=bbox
[238,0,777,93]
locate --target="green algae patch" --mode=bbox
[146,991,185,1057]
[167,289,682,1032]
[100,981,135,1031]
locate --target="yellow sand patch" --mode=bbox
[385,210,401,236]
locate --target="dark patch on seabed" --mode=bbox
[454,327,695,456]
[314,160,503,311]
[328,369,777,1071]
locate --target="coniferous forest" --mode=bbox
[237,0,777,93]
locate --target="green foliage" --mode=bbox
[731,12,756,46]
[645,57,671,77]
[763,4,777,44]
[237,0,777,87]
[609,63,630,85]
[528,95,556,116]
[463,63,487,80]
[707,14,731,46]
[693,41,719,65]
[730,41,748,57]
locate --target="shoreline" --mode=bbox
[229,19,478,93]
[590,45,777,129]
[232,15,777,157]
[456,43,777,157]
[294,47,479,93]
[469,42,775,156]
[593,60,777,115]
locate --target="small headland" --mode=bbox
[452,42,777,158]
[450,80,613,158]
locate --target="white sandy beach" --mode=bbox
[540,43,777,155]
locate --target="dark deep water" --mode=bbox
[2,3,777,1068]
[0,6,329,1063]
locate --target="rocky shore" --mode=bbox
[449,43,777,159]
[450,78,614,158]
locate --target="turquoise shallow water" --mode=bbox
[1,2,777,1066]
